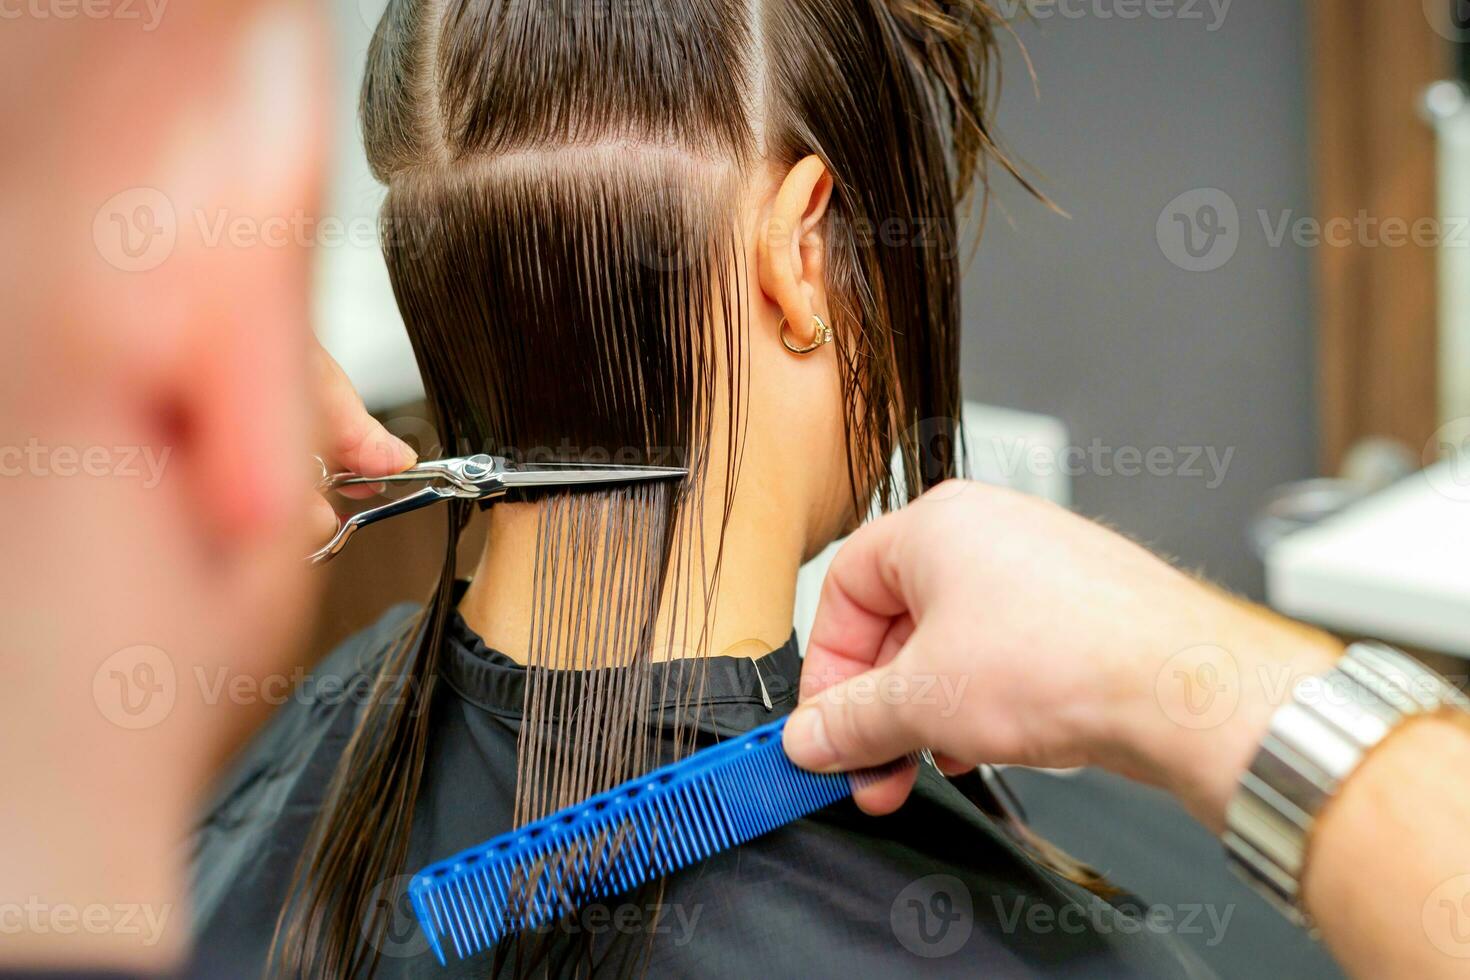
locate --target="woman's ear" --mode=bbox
[757,155,834,347]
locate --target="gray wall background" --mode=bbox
[968,7,1344,977]
[963,1,1319,599]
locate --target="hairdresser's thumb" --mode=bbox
[783,665,924,774]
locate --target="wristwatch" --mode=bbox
[1223,641,1470,927]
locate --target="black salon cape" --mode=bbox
[189,604,1211,979]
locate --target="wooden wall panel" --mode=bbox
[1310,1,1446,471]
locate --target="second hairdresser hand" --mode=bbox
[780,479,1339,831]
[780,479,1470,980]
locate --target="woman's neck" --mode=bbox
[458,490,805,666]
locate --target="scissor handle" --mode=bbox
[307,485,460,566]
[317,454,498,497]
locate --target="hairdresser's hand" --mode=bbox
[783,480,1341,831]
[310,341,418,542]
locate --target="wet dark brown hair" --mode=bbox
[276,1,1078,976]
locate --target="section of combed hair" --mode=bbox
[382,153,752,825]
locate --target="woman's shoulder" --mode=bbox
[187,603,424,957]
[641,763,1215,979]
[205,602,422,804]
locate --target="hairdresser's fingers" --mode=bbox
[790,642,928,814]
[876,613,916,665]
[312,341,416,483]
[785,649,930,775]
[850,760,919,816]
[803,612,914,703]
[800,507,919,698]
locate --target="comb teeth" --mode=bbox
[407,716,912,965]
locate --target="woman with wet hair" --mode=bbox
[190,1,1209,976]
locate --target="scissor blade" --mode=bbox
[498,463,687,491]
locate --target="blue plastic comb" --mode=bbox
[407,715,911,964]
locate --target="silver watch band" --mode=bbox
[1223,641,1470,926]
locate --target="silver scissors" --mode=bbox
[309,454,686,566]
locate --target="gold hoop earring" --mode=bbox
[780,314,834,355]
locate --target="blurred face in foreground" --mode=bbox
[0,1,328,968]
